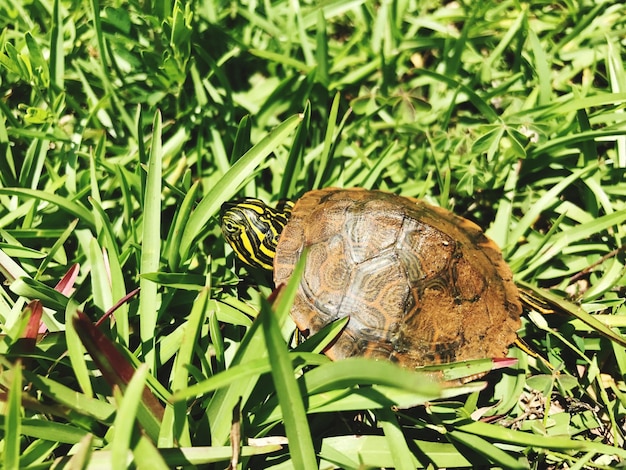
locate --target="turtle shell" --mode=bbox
[273,187,521,368]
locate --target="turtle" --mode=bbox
[220,187,522,370]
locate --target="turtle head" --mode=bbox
[220,198,293,270]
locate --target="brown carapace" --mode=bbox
[272,188,522,368]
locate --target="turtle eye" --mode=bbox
[221,219,243,239]
[221,220,235,233]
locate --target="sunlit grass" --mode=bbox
[0,0,625,468]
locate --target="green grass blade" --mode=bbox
[49,0,64,93]
[139,110,163,370]
[90,197,130,344]
[62,434,94,468]
[231,115,252,163]
[4,360,22,470]
[162,288,209,447]
[111,364,149,468]
[204,316,267,445]
[0,188,95,227]
[606,38,626,167]
[172,357,270,402]
[89,0,109,83]
[376,407,416,470]
[34,218,77,279]
[487,162,518,249]
[527,28,552,108]
[178,114,302,261]
[416,69,500,122]
[319,435,475,469]
[65,299,93,396]
[458,420,626,459]
[12,418,91,445]
[518,209,626,280]
[166,181,200,270]
[447,430,526,470]
[88,237,113,315]
[132,433,170,469]
[509,164,598,255]
[315,10,329,86]
[248,49,311,74]
[480,6,527,83]
[9,277,69,311]
[518,280,626,348]
[301,358,442,396]
[260,299,317,469]
[279,102,310,199]
[24,373,115,422]
[313,92,340,189]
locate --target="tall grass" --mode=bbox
[0,0,625,468]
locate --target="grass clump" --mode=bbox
[0,0,625,468]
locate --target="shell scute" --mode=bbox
[302,238,350,317]
[274,187,522,370]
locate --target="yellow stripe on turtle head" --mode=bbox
[220,198,292,270]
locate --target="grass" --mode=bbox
[0,0,625,468]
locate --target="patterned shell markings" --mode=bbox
[273,188,522,368]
